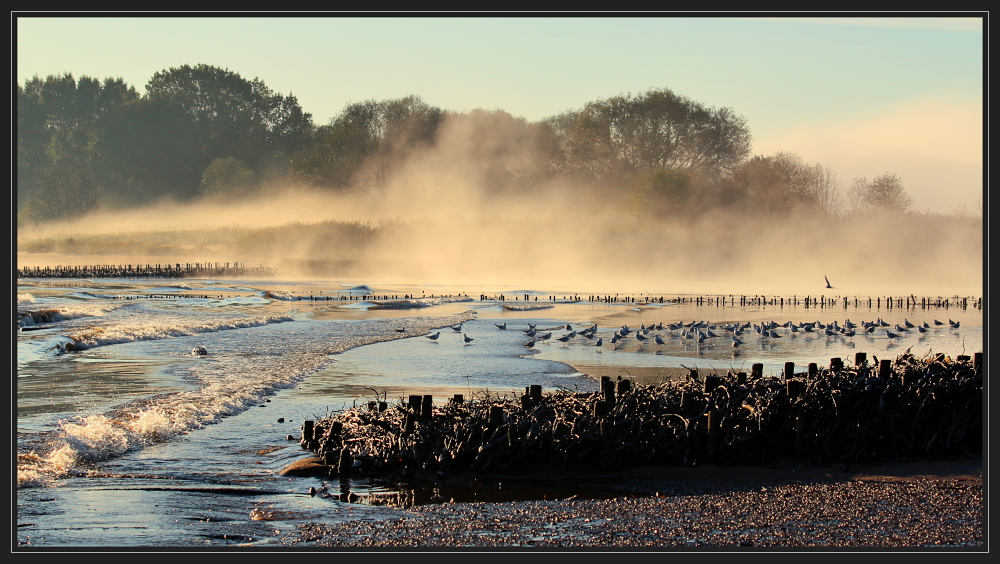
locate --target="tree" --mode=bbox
[848,173,913,214]
[565,88,752,182]
[731,152,843,218]
[292,95,441,192]
[633,167,692,217]
[22,164,101,222]
[93,98,205,205]
[17,73,139,209]
[145,64,313,172]
[199,157,259,199]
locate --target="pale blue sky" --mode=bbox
[15,15,984,213]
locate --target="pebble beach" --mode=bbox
[282,459,983,549]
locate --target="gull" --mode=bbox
[922,322,930,329]
[769,330,782,338]
[611,333,620,344]
[885,330,900,339]
[950,321,961,329]
[635,332,648,342]
[732,336,743,347]
[557,334,571,343]
[451,323,463,332]
[565,323,573,331]
[495,323,507,330]
[917,326,927,333]
[654,335,666,346]
[903,319,915,328]
[934,319,944,326]
[538,332,552,340]
[463,333,474,344]
[426,332,441,341]
[526,329,537,337]
[525,340,536,348]
[825,275,834,289]
[595,338,603,347]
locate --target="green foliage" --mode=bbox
[566,88,752,181]
[145,64,313,168]
[199,157,259,199]
[634,167,691,216]
[22,164,101,223]
[94,98,206,205]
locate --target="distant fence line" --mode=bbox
[482,293,982,311]
[15,265,982,311]
[16,262,278,279]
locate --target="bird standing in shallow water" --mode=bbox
[463,334,474,344]
[426,332,440,341]
[495,323,507,330]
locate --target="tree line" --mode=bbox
[17,64,917,224]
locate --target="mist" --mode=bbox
[17,109,983,299]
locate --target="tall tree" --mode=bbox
[565,88,751,182]
[17,73,139,213]
[145,64,312,182]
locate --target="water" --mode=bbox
[15,278,983,547]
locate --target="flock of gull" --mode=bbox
[426,317,964,349]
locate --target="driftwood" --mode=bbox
[300,350,982,480]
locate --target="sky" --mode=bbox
[14,15,985,214]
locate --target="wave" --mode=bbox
[17,303,126,327]
[62,314,295,351]
[353,296,475,310]
[18,312,476,488]
[503,302,555,311]
[18,293,35,305]
[342,284,374,293]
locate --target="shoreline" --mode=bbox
[281,457,983,548]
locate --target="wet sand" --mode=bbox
[282,458,983,548]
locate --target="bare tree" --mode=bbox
[848,173,913,214]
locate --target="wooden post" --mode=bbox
[707,410,722,452]
[704,374,721,393]
[408,394,422,414]
[301,420,314,445]
[489,405,504,427]
[787,379,803,399]
[421,395,433,421]
[593,400,610,418]
[736,372,747,385]
[452,394,464,404]
[751,363,763,380]
[808,363,818,377]
[879,359,892,379]
[783,362,795,380]
[830,358,843,372]
[337,449,353,477]
[855,352,867,367]
[974,352,983,373]
[404,413,415,434]
[616,379,631,395]
[530,384,543,403]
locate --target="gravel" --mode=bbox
[279,461,982,549]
